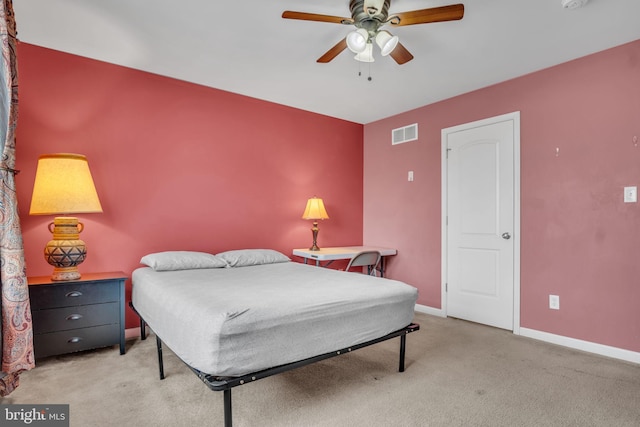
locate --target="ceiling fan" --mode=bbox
[282,0,464,65]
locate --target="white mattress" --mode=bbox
[131,261,418,377]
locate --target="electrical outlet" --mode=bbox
[624,186,637,203]
[549,295,560,310]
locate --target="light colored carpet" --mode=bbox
[2,312,639,426]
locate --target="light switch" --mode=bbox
[408,171,414,182]
[624,186,637,203]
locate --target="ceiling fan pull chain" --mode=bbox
[356,62,373,81]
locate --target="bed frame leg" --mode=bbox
[140,318,147,340]
[156,335,165,380]
[399,334,406,373]
[224,389,232,427]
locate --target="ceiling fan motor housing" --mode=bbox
[561,0,588,9]
[363,0,388,16]
[350,0,390,34]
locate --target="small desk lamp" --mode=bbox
[302,197,329,251]
[29,153,103,281]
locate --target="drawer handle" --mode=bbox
[65,291,83,298]
[66,314,83,321]
[67,337,82,344]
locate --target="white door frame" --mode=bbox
[441,112,521,335]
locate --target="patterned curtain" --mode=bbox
[0,0,34,396]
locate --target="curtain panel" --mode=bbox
[0,0,34,396]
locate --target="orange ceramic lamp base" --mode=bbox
[44,217,87,281]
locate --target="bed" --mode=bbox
[131,249,419,426]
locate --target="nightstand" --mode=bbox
[28,271,127,359]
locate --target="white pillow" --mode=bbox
[140,251,228,271]
[216,249,291,267]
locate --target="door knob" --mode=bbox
[502,232,511,240]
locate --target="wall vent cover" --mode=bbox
[392,123,418,145]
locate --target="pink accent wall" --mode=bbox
[15,43,363,328]
[364,39,640,352]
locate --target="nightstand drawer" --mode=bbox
[33,324,120,359]
[30,281,119,310]
[32,302,119,334]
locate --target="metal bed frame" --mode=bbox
[131,303,419,427]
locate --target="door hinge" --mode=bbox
[446,148,452,158]
[445,283,448,292]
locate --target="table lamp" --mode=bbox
[302,197,329,251]
[29,153,103,281]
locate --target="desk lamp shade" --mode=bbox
[29,153,103,281]
[302,197,329,251]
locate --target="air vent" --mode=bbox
[392,123,418,145]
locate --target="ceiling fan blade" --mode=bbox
[389,4,464,26]
[317,38,348,63]
[389,42,414,65]
[282,11,354,25]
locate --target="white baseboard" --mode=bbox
[413,305,639,365]
[414,303,445,317]
[520,327,640,364]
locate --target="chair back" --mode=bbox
[345,251,381,276]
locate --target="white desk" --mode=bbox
[292,246,397,277]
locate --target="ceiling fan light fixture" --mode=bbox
[375,30,399,56]
[346,28,369,53]
[354,43,375,62]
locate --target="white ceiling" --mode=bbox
[13,0,640,124]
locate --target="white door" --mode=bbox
[442,112,520,331]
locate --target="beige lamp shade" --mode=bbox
[302,197,329,220]
[29,153,103,215]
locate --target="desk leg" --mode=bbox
[299,257,320,267]
[379,257,386,278]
